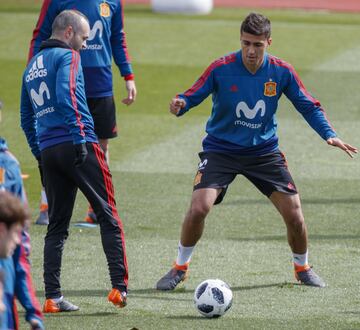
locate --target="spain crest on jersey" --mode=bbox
[100,2,110,17]
[264,81,277,97]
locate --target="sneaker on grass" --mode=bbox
[43,297,79,313]
[295,264,326,288]
[156,262,189,291]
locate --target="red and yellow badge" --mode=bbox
[193,171,202,186]
[0,167,5,185]
[264,81,277,97]
[99,2,110,17]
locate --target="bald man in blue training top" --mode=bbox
[29,0,137,225]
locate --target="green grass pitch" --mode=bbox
[0,2,359,329]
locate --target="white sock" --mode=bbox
[176,242,194,266]
[293,251,308,266]
[41,188,48,205]
[52,296,63,303]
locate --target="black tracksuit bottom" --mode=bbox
[41,142,128,299]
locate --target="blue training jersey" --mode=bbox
[0,138,44,330]
[21,39,98,158]
[28,0,134,98]
[177,51,337,155]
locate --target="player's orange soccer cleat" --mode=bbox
[43,297,79,313]
[84,206,97,224]
[108,288,127,308]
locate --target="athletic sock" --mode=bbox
[176,242,194,266]
[52,296,63,303]
[40,188,48,206]
[293,251,308,267]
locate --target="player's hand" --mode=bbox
[122,80,137,106]
[169,98,186,116]
[327,137,358,158]
[74,143,88,167]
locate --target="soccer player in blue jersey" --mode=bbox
[0,105,44,329]
[156,12,357,290]
[21,10,128,312]
[0,191,44,330]
[28,0,137,225]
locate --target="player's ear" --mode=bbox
[65,25,74,39]
[267,37,272,47]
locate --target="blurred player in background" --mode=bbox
[21,10,128,312]
[156,12,357,291]
[0,191,44,330]
[0,102,44,329]
[28,0,137,225]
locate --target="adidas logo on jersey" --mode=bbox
[26,55,47,82]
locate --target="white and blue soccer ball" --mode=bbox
[194,279,233,318]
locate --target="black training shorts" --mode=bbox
[193,151,297,205]
[87,96,117,139]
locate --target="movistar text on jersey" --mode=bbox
[36,107,55,118]
[85,44,103,50]
[234,120,262,129]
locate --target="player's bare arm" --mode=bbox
[169,98,186,116]
[327,137,358,158]
[122,80,137,106]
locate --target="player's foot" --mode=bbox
[84,206,97,224]
[294,264,326,288]
[156,262,189,290]
[108,288,127,308]
[43,297,79,313]
[35,203,49,225]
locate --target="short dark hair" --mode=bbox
[0,191,27,229]
[240,13,271,38]
[52,9,89,35]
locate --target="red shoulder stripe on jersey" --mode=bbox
[268,55,320,105]
[92,143,128,287]
[69,51,85,137]
[184,53,237,97]
[268,55,335,131]
[28,0,52,63]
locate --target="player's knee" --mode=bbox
[287,213,305,234]
[189,202,211,220]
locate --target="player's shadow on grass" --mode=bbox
[36,283,294,303]
[225,198,360,205]
[166,315,214,320]
[228,233,360,242]
[44,312,118,317]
